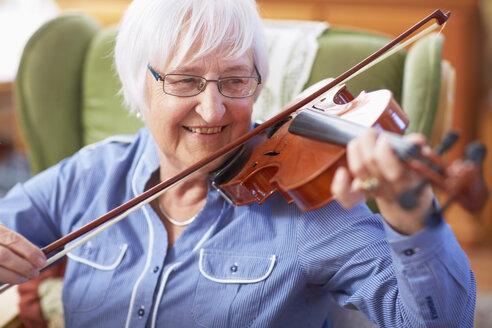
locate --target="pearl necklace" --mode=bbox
[158,202,197,227]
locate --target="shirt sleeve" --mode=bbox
[0,159,74,248]
[296,201,476,327]
[382,220,476,327]
[0,135,140,248]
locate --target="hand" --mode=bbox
[331,129,434,235]
[0,223,46,284]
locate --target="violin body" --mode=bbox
[211,84,410,211]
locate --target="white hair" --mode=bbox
[115,0,269,114]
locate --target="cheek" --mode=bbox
[147,91,191,124]
[232,100,254,125]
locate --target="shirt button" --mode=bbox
[153,266,159,273]
[230,263,238,273]
[138,307,145,317]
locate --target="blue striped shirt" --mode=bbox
[0,127,475,327]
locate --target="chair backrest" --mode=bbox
[14,13,446,174]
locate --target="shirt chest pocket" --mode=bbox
[63,240,128,312]
[192,249,276,328]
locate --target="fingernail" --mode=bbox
[36,256,46,267]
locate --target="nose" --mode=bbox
[195,81,226,123]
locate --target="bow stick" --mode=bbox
[0,9,451,294]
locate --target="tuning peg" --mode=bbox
[398,131,458,210]
[464,141,486,164]
[435,131,459,155]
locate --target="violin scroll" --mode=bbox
[400,135,488,226]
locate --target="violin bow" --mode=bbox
[0,9,450,294]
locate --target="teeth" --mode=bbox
[187,126,223,134]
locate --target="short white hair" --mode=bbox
[115,0,269,114]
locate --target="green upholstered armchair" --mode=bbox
[13,13,451,327]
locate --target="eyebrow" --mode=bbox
[169,64,253,76]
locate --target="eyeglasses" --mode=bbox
[147,64,261,98]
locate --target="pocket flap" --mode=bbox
[199,249,276,284]
[67,240,128,270]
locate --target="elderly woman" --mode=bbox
[0,0,475,327]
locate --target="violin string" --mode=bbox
[336,22,441,87]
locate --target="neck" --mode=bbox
[151,169,208,223]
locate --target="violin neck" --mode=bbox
[288,108,420,160]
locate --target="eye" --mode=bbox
[222,78,248,86]
[168,76,201,85]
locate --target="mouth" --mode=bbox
[184,126,224,134]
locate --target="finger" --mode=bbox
[358,129,381,178]
[0,265,31,285]
[404,133,432,157]
[374,134,407,185]
[346,133,374,181]
[0,224,46,269]
[405,133,427,145]
[331,167,366,208]
[0,246,40,282]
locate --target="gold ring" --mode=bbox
[360,177,379,192]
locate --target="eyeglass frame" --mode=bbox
[147,64,262,98]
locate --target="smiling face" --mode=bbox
[144,51,256,177]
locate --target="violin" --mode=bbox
[2,8,487,294]
[206,8,486,218]
[210,84,411,211]
[210,82,487,219]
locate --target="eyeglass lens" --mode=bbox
[163,74,258,98]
